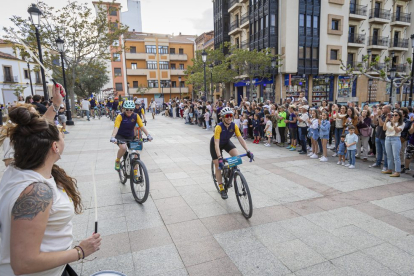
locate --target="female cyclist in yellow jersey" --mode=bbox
[110,100,153,170]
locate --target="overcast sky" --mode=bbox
[0,0,214,36]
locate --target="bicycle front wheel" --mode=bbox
[234,171,253,219]
[118,159,127,184]
[130,160,150,204]
[211,161,220,192]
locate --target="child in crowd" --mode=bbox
[234,109,241,130]
[264,114,273,147]
[252,114,261,144]
[308,109,320,159]
[242,113,249,139]
[337,134,347,165]
[345,125,358,169]
[319,111,331,162]
[204,109,210,130]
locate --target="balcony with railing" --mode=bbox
[389,39,409,50]
[372,63,387,71]
[396,64,408,73]
[349,4,367,20]
[391,12,411,26]
[228,0,241,12]
[240,12,249,28]
[369,8,391,23]
[368,36,389,49]
[170,54,188,61]
[348,33,365,47]
[347,60,364,69]
[229,20,241,35]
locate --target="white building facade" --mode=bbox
[121,0,143,32]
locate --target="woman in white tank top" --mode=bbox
[0,104,101,276]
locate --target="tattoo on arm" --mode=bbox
[12,182,53,221]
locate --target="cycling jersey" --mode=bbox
[134,106,145,118]
[214,122,242,146]
[106,101,113,108]
[90,99,96,108]
[113,101,119,110]
[114,113,144,138]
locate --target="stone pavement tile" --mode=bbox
[294,262,347,276]
[158,204,198,225]
[227,247,291,276]
[311,193,364,211]
[186,256,242,276]
[299,230,357,259]
[346,186,401,201]
[167,219,211,243]
[304,211,352,232]
[200,214,245,235]
[132,244,185,276]
[182,191,216,206]
[230,207,275,227]
[327,207,379,225]
[121,193,141,204]
[214,228,265,254]
[93,232,131,259]
[129,225,173,252]
[284,200,325,216]
[154,196,189,211]
[150,186,181,200]
[386,182,414,194]
[123,199,159,215]
[125,211,164,232]
[259,205,300,222]
[371,193,414,213]
[155,268,188,276]
[175,184,205,197]
[351,218,409,244]
[87,216,127,237]
[268,239,326,272]
[252,221,297,247]
[331,251,399,276]
[81,253,135,276]
[400,209,414,220]
[170,178,198,187]
[190,201,228,219]
[165,172,190,180]
[149,172,169,182]
[331,225,384,250]
[90,204,125,221]
[352,202,395,218]
[278,217,326,238]
[377,213,414,235]
[390,235,414,255]
[174,235,227,267]
[362,242,414,275]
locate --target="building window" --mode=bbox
[35,71,41,83]
[179,64,184,70]
[271,14,276,26]
[110,22,118,30]
[147,61,157,69]
[113,53,120,61]
[313,48,318,59]
[133,81,138,88]
[3,66,12,82]
[159,61,169,69]
[148,80,158,88]
[299,14,305,27]
[170,48,176,54]
[179,48,184,54]
[299,46,304,58]
[180,81,185,88]
[145,45,157,54]
[171,81,177,87]
[313,16,318,29]
[160,80,169,87]
[115,83,123,91]
[130,46,136,53]
[331,20,339,31]
[24,69,29,79]
[330,49,338,60]
[131,63,137,69]
[109,7,117,16]
[158,46,168,54]
[306,15,311,28]
[171,63,176,69]
[114,68,122,76]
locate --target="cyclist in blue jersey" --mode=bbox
[211,107,252,199]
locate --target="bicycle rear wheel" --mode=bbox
[234,171,253,219]
[130,160,149,203]
[118,159,128,184]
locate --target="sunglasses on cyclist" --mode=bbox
[224,114,233,118]
[125,109,134,112]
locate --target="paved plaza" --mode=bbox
[23,115,414,275]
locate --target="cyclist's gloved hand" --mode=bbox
[218,158,224,170]
[246,151,253,161]
[110,137,117,143]
[147,134,153,141]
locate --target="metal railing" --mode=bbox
[368,36,389,47]
[348,33,365,44]
[396,64,407,72]
[372,63,387,70]
[369,8,391,20]
[392,12,411,23]
[347,60,364,68]
[350,4,367,16]
[229,20,240,32]
[390,39,409,48]
[3,75,18,82]
[241,12,249,25]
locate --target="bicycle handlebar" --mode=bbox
[114,138,150,145]
[224,153,254,163]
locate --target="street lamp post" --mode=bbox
[389,51,396,105]
[55,37,74,125]
[127,82,130,99]
[161,83,164,109]
[28,4,48,100]
[209,64,214,102]
[26,60,34,96]
[368,78,373,104]
[178,76,182,100]
[271,57,276,103]
[202,50,207,100]
[409,34,414,107]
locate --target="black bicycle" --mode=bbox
[211,154,254,218]
[114,138,150,203]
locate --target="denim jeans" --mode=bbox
[298,127,307,153]
[317,138,322,154]
[348,149,356,165]
[375,137,387,168]
[334,128,343,151]
[82,110,90,120]
[385,136,402,172]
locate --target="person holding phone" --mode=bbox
[382,110,404,177]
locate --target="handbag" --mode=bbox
[360,126,372,137]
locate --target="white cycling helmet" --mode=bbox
[220,107,233,117]
[123,100,135,109]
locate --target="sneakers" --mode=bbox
[310,154,319,159]
[349,165,355,169]
[341,161,345,166]
[337,161,341,165]
[219,184,228,199]
[332,153,337,157]
[264,143,271,147]
[289,147,296,151]
[253,139,257,144]
[390,172,400,177]
[307,152,313,156]
[345,164,350,167]
[286,145,292,149]
[320,156,328,162]
[299,151,307,154]
[381,170,392,174]
[369,163,380,168]
[402,168,410,174]
[115,160,120,171]
[63,131,69,134]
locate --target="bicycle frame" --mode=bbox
[222,153,252,189]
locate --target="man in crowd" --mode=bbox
[81,97,91,121]
[32,94,47,115]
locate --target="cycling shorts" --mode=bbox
[210,137,236,160]
[115,134,134,142]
